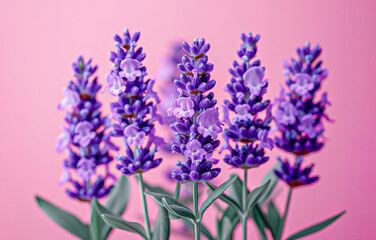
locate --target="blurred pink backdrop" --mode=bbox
[1,0,375,239]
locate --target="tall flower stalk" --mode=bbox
[57,56,118,201]
[273,42,330,239]
[221,33,273,240]
[104,29,164,240]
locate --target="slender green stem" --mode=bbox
[242,168,248,240]
[193,182,200,240]
[138,173,152,240]
[276,187,293,240]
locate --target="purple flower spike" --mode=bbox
[222,33,273,169]
[169,38,222,182]
[119,58,142,81]
[57,56,117,201]
[274,42,329,155]
[274,156,319,188]
[106,29,163,175]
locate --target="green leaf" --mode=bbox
[143,180,172,196]
[152,206,170,240]
[252,206,267,240]
[246,180,271,213]
[182,219,215,240]
[200,175,237,217]
[220,207,239,240]
[101,214,147,239]
[90,199,102,240]
[266,201,280,236]
[35,196,90,240]
[286,211,346,240]
[204,181,242,213]
[228,174,243,207]
[258,163,280,205]
[162,198,196,220]
[173,182,181,200]
[106,175,129,216]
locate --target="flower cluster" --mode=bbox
[274,156,319,187]
[274,42,329,155]
[273,42,329,187]
[168,38,222,182]
[221,33,273,169]
[56,56,117,201]
[105,29,164,176]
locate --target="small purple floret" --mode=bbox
[119,58,142,81]
[73,121,96,147]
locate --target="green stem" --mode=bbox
[242,168,248,240]
[276,187,293,240]
[139,173,152,240]
[193,182,200,240]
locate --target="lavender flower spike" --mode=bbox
[274,42,330,155]
[106,29,164,176]
[56,56,117,201]
[222,32,273,169]
[169,37,222,182]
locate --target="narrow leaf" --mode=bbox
[182,219,215,240]
[90,199,102,240]
[204,182,242,212]
[286,211,346,240]
[220,207,239,240]
[266,201,280,236]
[246,180,271,213]
[101,214,147,239]
[162,198,196,220]
[35,196,90,240]
[228,174,243,207]
[152,206,170,240]
[173,182,181,200]
[145,192,192,213]
[143,180,172,196]
[106,175,129,216]
[252,206,267,240]
[258,162,280,205]
[200,175,237,216]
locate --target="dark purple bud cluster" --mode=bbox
[105,29,164,175]
[56,56,118,201]
[222,33,273,169]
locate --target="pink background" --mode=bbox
[1,0,375,239]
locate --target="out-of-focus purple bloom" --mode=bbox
[274,156,319,188]
[58,87,80,110]
[184,139,207,161]
[196,107,223,139]
[106,29,163,175]
[104,74,126,96]
[57,56,117,201]
[222,33,273,169]
[56,131,70,153]
[123,123,146,146]
[73,121,96,147]
[169,38,222,182]
[119,58,142,81]
[274,42,329,155]
[77,158,96,181]
[274,101,298,126]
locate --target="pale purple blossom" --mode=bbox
[56,131,70,153]
[119,58,142,81]
[58,169,70,186]
[76,158,96,181]
[233,104,252,122]
[172,97,195,118]
[274,101,298,125]
[73,121,96,147]
[104,74,126,96]
[184,139,207,161]
[297,114,317,139]
[196,107,223,139]
[290,73,314,96]
[145,80,161,103]
[123,123,146,146]
[58,87,80,110]
[243,66,267,99]
[257,129,274,150]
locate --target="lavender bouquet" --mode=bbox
[35,30,345,240]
